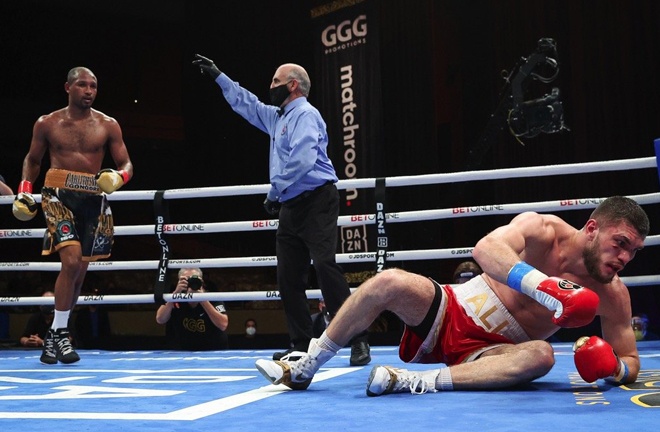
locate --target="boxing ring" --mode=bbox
[0,149,659,429]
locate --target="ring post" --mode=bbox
[374,177,388,273]
[153,190,170,304]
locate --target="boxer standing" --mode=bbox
[255,196,648,394]
[13,66,133,364]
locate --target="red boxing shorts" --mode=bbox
[399,275,530,365]
[41,169,114,261]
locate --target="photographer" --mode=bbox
[20,291,56,348]
[155,268,229,350]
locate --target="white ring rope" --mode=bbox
[0,156,655,205]
[2,274,659,307]
[0,155,658,306]
[2,192,660,239]
[1,193,660,271]
[0,289,332,306]
[2,235,660,272]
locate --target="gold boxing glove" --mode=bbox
[95,169,129,194]
[12,180,38,221]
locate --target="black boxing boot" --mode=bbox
[53,328,80,364]
[40,329,57,365]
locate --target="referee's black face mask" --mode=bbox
[269,81,291,107]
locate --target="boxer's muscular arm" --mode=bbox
[95,117,133,194]
[13,117,49,221]
[599,278,639,382]
[474,212,599,328]
[106,117,133,179]
[573,278,638,384]
[473,212,552,284]
[22,115,50,183]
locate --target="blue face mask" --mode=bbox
[269,81,291,107]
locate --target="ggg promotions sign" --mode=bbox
[312,0,383,255]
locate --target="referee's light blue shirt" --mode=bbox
[216,73,338,203]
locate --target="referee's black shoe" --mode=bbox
[350,340,371,366]
[272,340,310,361]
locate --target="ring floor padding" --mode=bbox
[0,341,658,431]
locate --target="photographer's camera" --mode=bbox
[188,275,203,290]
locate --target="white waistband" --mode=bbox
[453,276,530,343]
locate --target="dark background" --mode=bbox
[1,0,659,342]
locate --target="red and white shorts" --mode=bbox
[399,275,530,365]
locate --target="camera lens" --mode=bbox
[188,275,202,290]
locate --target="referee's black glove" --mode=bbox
[263,198,281,216]
[193,54,221,80]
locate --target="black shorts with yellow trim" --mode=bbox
[41,169,114,261]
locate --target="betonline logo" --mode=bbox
[321,14,367,54]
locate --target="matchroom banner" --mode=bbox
[311,0,383,255]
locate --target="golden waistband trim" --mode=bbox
[44,169,101,194]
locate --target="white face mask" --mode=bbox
[245,326,256,336]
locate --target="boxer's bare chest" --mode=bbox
[48,117,108,154]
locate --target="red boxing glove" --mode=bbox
[536,278,599,328]
[507,263,599,328]
[573,336,620,383]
